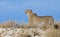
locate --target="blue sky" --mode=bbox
[0,0,60,23]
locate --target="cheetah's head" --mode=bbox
[25,9,33,16]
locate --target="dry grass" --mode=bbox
[0,28,59,37]
[0,20,17,28]
[0,21,60,37]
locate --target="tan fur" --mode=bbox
[25,9,54,29]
